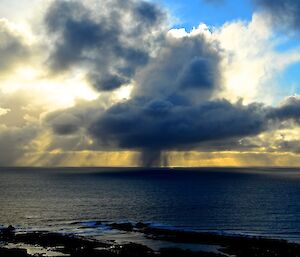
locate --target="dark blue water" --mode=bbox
[1,167,300,242]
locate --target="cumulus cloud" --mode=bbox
[211,14,300,103]
[44,0,166,91]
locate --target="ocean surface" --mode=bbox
[1,167,300,246]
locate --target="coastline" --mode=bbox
[2,223,300,257]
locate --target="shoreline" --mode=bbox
[1,223,300,257]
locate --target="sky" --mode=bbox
[1,0,300,167]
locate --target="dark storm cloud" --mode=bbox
[89,96,300,166]
[270,96,300,123]
[0,21,30,73]
[254,0,300,33]
[44,0,166,91]
[88,99,269,150]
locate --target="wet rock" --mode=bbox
[0,225,15,240]
[135,222,149,229]
[2,225,300,257]
[110,223,134,232]
[0,247,31,257]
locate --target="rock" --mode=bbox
[0,248,30,257]
[110,223,134,232]
[0,225,15,240]
[135,222,148,229]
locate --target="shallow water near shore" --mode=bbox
[1,167,300,246]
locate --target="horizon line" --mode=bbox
[1,166,300,169]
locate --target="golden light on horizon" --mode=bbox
[16,150,300,168]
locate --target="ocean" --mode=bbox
[1,167,300,247]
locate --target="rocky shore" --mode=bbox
[1,223,300,257]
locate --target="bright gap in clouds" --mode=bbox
[2,67,99,110]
